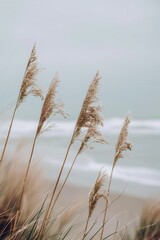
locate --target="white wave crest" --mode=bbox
[1,118,160,138]
[47,156,160,187]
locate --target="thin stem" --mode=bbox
[51,140,73,202]
[0,53,33,167]
[82,214,90,240]
[19,134,37,207]
[49,150,79,216]
[0,49,33,167]
[84,218,98,239]
[89,198,109,240]
[113,221,119,240]
[100,164,114,240]
[39,140,73,238]
[0,104,18,166]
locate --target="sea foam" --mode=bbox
[1,118,160,138]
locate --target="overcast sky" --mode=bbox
[0,0,160,119]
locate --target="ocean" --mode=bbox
[0,117,160,199]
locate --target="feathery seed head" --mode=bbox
[89,169,106,217]
[37,74,65,135]
[17,44,43,107]
[72,71,106,151]
[73,71,101,140]
[114,113,132,167]
[79,126,106,153]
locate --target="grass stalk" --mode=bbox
[82,169,106,240]
[19,134,37,208]
[100,114,131,240]
[39,140,73,238]
[0,104,18,166]
[0,45,41,166]
[82,214,90,240]
[49,150,80,216]
[100,164,114,240]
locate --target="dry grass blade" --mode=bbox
[114,113,132,167]
[0,158,49,239]
[37,74,65,136]
[134,201,160,240]
[17,44,43,107]
[43,205,78,240]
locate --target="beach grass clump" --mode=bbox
[0,161,79,240]
[122,201,160,240]
[0,46,158,240]
[0,159,47,239]
[134,201,160,240]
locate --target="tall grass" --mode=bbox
[19,75,65,208]
[39,71,107,237]
[100,113,132,240]
[0,45,43,166]
[0,46,157,239]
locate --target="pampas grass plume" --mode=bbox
[37,74,65,136]
[17,44,43,107]
[72,71,103,143]
[114,113,132,167]
[89,169,106,218]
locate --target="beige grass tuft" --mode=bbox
[17,44,43,107]
[37,74,65,136]
[89,169,107,218]
[114,113,132,167]
[0,158,48,239]
[72,71,104,144]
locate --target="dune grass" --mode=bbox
[0,46,158,239]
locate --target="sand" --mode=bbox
[54,182,146,239]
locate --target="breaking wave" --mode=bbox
[1,118,160,138]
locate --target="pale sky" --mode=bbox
[0,0,160,119]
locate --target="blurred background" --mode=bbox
[0,0,160,198]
